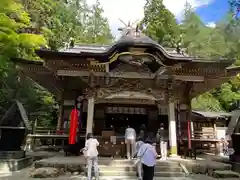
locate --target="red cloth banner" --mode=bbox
[187,120,192,149]
[69,108,78,144]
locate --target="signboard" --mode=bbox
[106,107,147,115]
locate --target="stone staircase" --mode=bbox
[226,109,240,136]
[16,100,32,131]
[88,159,186,178]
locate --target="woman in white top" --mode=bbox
[137,138,158,180]
[84,133,99,180]
[125,125,136,159]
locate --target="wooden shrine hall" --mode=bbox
[12,25,240,156]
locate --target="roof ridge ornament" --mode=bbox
[63,37,75,50]
[118,19,141,37]
[175,34,185,56]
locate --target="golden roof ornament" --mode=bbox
[118,19,141,37]
[175,34,185,55]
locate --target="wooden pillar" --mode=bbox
[56,90,64,131]
[31,118,38,151]
[168,99,178,156]
[185,83,193,149]
[86,96,95,135]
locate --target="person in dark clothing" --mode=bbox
[139,124,147,140]
[147,132,156,144]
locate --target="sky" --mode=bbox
[87,0,230,36]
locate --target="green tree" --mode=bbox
[79,0,113,44]
[181,2,240,112]
[141,0,179,44]
[180,2,229,58]
[0,0,113,127]
[0,0,46,61]
[191,92,224,111]
[141,1,240,112]
[0,0,53,124]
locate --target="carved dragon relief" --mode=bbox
[110,63,152,75]
[95,89,165,104]
[94,78,165,104]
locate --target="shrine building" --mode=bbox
[12,26,240,156]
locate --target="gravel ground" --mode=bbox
[0,168,239,180]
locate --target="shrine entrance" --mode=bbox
[12,21,240,157]
[93,102,169,136]
[105,106,148,135]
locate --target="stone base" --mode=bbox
[0,156,33,173]
[0,150,25,159]
[35,156,185,177]
[177,159,232,175]
[230,153,240,162]
[169,146,177,155]
[30,167,62,178]
[213,170,240,178]
[232,162,240,173]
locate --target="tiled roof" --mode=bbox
[192,110,231,118]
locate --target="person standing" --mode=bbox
[125,125,136,159]
[139,124,147,140]
[135,136,144,179]
[159,123,167,160]
[137,138,158,180]
[84,133,99,180]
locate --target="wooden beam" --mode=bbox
[174,75,204,82]
[57,69,204,82]
[57,70,100,76]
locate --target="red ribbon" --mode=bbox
[187,120,192,149]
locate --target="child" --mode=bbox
[135,136,144,180]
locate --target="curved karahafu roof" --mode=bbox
[34,26,235,75]
[36,26,234,64]
[10,25,240,98]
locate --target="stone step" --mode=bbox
[96,177,188,180]
[0,157,33,173]
[98,160,179,167]
[212,170,240,179]
[88,165,182,172]
[97,170,185,177]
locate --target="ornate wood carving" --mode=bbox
[111,63,152,75]
[170,67,224,77]
[96,98,156,105]
[95,87,165,104]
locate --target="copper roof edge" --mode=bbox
[35,42,193,61]
[11,58,43,65]
[226,66,240,71]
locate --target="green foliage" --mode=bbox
[142,0,179,44]
[80,0,113,44]
[191,92,224,112]
[179,2,240,111]
[142,0,240,112]
[0,0,113,127]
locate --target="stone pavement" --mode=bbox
[0,168,239,180]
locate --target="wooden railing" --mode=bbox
[35,127,56,134]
